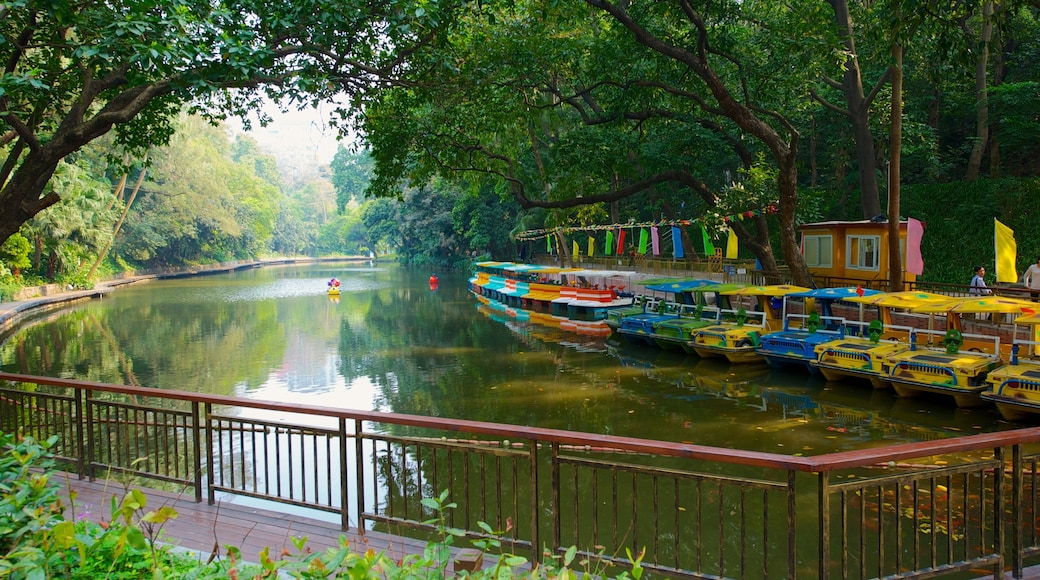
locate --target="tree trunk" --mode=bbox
[88,168,145,280]
[888,36,904,292]
[965,0,995,182]
[829,0,882,218]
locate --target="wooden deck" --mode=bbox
[51,472,449,569]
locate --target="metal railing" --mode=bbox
[2,371,1040,579]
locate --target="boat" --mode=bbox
[605,277,698,333]
[756,287,883,373]
[810,291,953,389]
[982,312,1040,421]
[879,296,1034,407]
[688,284,810,363]
[550,269,636,320]
[649,282,738,351]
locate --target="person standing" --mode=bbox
[1023,256,1040,298]
[970,266,992,295]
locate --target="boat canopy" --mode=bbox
[787,287,884,300]
[643,279,716,293]
[844,290,953,308]
[913,295,1039,315]
[724,284,812,297]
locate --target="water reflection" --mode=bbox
[0,263,1018,457]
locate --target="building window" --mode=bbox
[847,235,880,271]
[803,235,832,268]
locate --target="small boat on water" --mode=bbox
[648,281,732,350]
[810,291,952,388]
[881,296,1034,407]
[757,287,883,373]
[982,312,1040,420]
[689,284,810,363]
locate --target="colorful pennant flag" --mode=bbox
[588,236,595,257]
[672,226,684,258]
[651,227,660,256]
[700,225,715,256]
[573,239,580,257]
[546,234,552,254]
[995,218,1018,283]
[616,229,627,255]
[638,228,649,254]
[605,230,614,256]
[906,217,924,275]
[726,228,738,259]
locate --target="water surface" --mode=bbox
[0,262,1014,455]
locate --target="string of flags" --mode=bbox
[517,205,779,258]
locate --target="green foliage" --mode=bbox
[902,178,1040,284]
[0,235,31,276]
[0,443,644,580]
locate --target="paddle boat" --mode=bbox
[810,291,953,389]
[608,277,710,338]
[982,311,1040,421]
[881,296,1035,407]
[327,277,341,296]
[688,284,810,363]
[757,287,883,373]
[647,282,742,351]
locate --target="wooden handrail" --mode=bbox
[4,371,1039,473]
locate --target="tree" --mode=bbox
[0,0,448,246]
[330,147,374,213]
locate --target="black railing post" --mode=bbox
[339,417,349,531]
[73,386,85,479]
[204,402,215,505]
[354,420,365,531]
[84,389,95,481]
[995,446,1006,578]
[191,401,202,503]
[534,439,545,563]
[1012,444,1023,578]
[817,470,828,580]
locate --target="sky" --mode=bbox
[231,100,351,181]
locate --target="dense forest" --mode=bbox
[1,0,1038,295]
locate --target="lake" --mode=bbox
[0,262,1018,456]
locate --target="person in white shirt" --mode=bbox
[1023,256,1040,299]
[970,266,992,296]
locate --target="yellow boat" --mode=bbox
[982,310,1040,420]
[810,291,952,389]
[689,284,810,363]
[882,296,1035,407]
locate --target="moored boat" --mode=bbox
[981,311,1040,420]
[689,284,810,363]
[882,296,1035,407]
[810,291,952,388]
[757,287,883,373]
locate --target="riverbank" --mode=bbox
[0,256,367,332]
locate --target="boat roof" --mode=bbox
[844,290,952,307]
[691,283,748,294]
[1015,312,1040,325]
[912,295,1039,314]
[643,279,716,293]
[560,269,636,278]
[788,287,884,299]
[724,284,812,297]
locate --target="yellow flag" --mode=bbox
[573,239,580,257]
[726,228,739,259]
[588,236,595,257]
[995,218,1018,283]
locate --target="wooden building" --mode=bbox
[799,219,918,289]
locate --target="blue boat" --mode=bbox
[757,287,883,373]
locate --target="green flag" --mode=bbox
[638,228,649,254]
[700,225,715,256]
[546,235,552,253]
[605,230,614,255]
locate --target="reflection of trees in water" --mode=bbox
[0,296,289,395]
